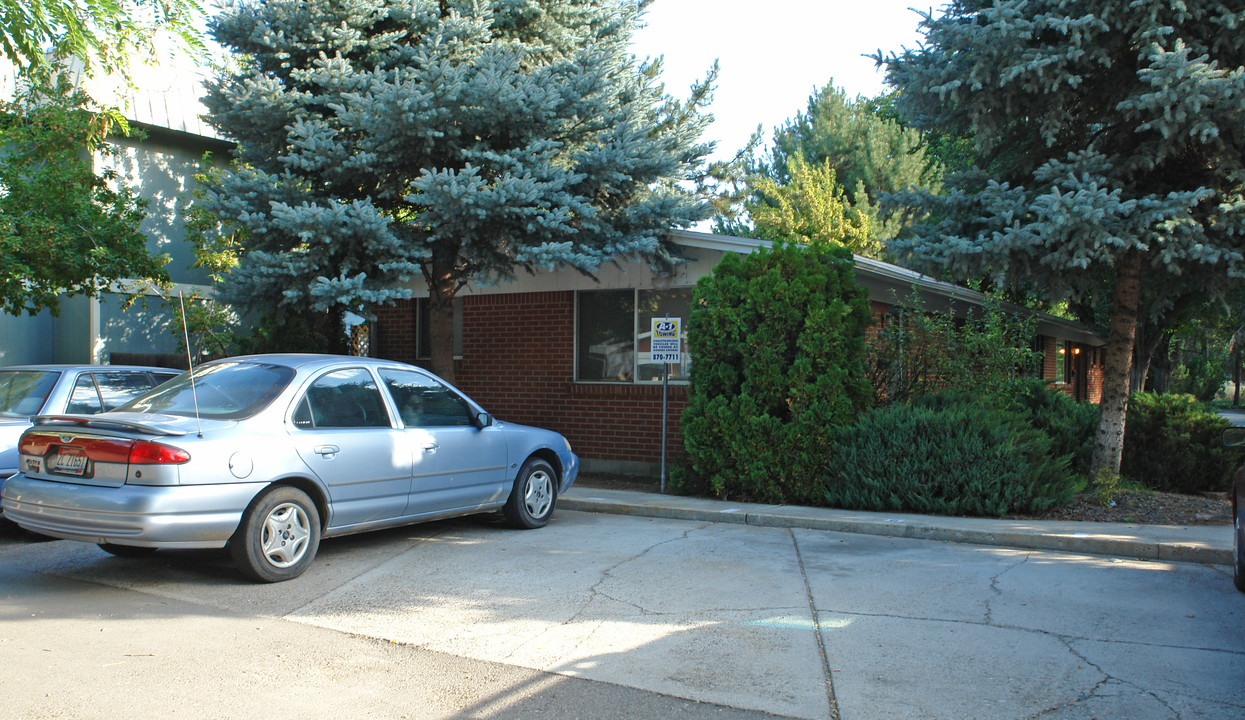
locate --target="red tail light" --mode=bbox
[18,432,188,465]
[127,440,191,465]
[18,433,55,457]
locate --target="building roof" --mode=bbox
[671,229,1104,347]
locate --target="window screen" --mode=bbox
[576,290,636,381]
[575,288,692,383]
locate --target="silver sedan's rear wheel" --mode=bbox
[503,458,557,529]
[230,486,320,582]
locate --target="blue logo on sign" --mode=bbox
[655,321,677,334]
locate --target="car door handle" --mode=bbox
[314,445,340,457]
[422,442,439,454]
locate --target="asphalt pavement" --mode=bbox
[2,487,1240,720]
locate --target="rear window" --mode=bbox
[119,362,295,420]
[0,370,60,417]
[83,371,170,413]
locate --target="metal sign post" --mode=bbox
[651,316,682,493]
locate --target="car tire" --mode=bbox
[503,458,558,529]
[229,486,320,583]
[98,543,158,558]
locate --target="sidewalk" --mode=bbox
[561,486,1233,565]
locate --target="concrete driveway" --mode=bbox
[2,507,1243,720]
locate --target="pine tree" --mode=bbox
[880,0,1245,476]
[200,0,714,380]
[718,83,940,245]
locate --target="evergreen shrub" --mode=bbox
[1168,357,1226,402]
[915,379,1098,476]
[673,240,873,504]
[1122,393,1238,494]
[1006,380,1099,476]
[828,402,1077,517]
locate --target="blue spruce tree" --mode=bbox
[880,0,1245,476]
[201,0,714,379]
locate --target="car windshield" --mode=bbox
[119,362,295,420]
[0,370,60,417]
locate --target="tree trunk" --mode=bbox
[1090,251,1142,479]
[1130,321,1163,393]
[1233,328,1244,406]
[427,254,458,385]
[1147,334,1172,394]
[1130,329,1147,393]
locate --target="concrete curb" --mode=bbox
[562,488,1233,566]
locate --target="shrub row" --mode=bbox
[829,399,1077,517]
[825,384,1239,516]
[675,243,1239,513]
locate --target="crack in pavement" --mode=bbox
[790,528,840,720]
[811,604,1245,657]
[498,523,714,664]
[1031,636,1193,720]
[985,552,1032,625]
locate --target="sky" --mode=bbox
[628,0,933,162]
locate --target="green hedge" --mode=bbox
[828,401,1077,517]
[1122,392,1237,493]
[674,240,873,504]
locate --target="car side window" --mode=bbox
[66,375,103,414]
[293,368,391,429]
[378,369,475,427]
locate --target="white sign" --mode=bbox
[650,318,682,364]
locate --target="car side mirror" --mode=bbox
[474,412,493,429]
[1223,426,1245,447]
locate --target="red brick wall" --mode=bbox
[374,292,687,469]
[374,300,417,362]
[373,292,1104,472]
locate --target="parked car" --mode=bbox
[0,365,179,498]
[1223,426,1245,593]
[2,354,578,582]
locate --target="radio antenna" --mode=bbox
[179,292,204,438]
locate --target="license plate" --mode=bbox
[53,450,88,476]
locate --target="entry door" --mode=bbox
[378,368,509,515]
[290,367,411,529]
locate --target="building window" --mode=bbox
[1055,340,1067,384]
[575,289,692,383]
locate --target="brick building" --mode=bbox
[372,230,1104,475]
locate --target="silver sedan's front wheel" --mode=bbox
[231,486,321,582]
[261,502,313,568]
[504,458,558,529]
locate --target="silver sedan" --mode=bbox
[2,354,578,582]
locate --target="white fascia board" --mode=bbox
[667,229,1103,347]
